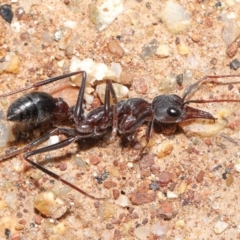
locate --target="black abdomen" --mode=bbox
[7,92,56,123]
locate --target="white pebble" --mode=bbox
[69,57,118,85]
[166,190,178,199]
[64,20,77,29]
[89,0,124,31]
[160,1,191,33]
[151,222,168,236]
[155,44,171,58]
[134,226,151,240]
[0,122,15,147]
[47,135,60,146]
[115,195,131,207]
[214,221,228,234]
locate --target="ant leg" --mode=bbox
[139,115,154,157]
[23,136,107,200]
[0,127,78,162]
[108,81,118,141]
[73,71,87,125]
[0,71,86,97]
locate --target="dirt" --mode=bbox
[0,0,240,239]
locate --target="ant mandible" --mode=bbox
[0,71,240,199]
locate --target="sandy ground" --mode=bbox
[0,0,240,239]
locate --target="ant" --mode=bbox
[0,71,240,200]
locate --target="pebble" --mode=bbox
[108,39,125,58]
[220,13,240,46]
[134,226,151,240]
[59,162,67,171]
[130,190,155,205]
[177,44,190,55]
[0,121,15,147]
[103,180,117,189]
[157,142,173,158]
[166,190,178,199]
[0,52,21,74]
[115,195,131,207]
[47,135,60,146]
[139,154,155,169]
[159,201,173,219]
[151,222,168,237]
[34,191,69,219]
[157,171,172,187]
[89,0,124,31]
[226,42,238,58]
[229,58,240,70]
[120,71,133,86]
[0,4,13,23]
[160,0,191,33]
[196,170,205,183]
[141,39,159,60]
[90,155,101,165]
[214,220,228,234]
[112,189,120,200]
[155,44,171,58]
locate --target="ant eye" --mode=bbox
[167,107,180,117]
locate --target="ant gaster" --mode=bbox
[1,71,240,199]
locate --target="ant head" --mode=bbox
[152,94,215,123]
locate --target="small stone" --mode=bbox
[103,180,117,189]
[166,190,178,199]
[35,215,43,225]
[158,171,172,187]
[106,223,114,230]
[59,162,67,171]
[177,44,190,55]
[159,201,173,219]
[89,0,124,31]
[151,222,168,237]
[234,162,240,172]
[175,220,185,228]
[155,44,171,58]
[190,33,201,42]
[157,142,173,158]
[134,226,151,240]
[196,170,205,183]
[230,58,240,70]
[115,195,131,207]
[226,174,234,187]
[141,39,159,60]
[130,190,155,205]
[15,224,25,230]
[108,39,125,58]
[214,220,228,234]
[160,1,191,33]
[120,71,133,86]
[0,52,21,74]
[90,155,101,165]
[226,42,238,58]
[112,189,120,199]
[0,4,13,23]
[139,154,155,169]
[20,32,30,41]
[34,191,69,219]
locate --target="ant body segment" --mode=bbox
[1,71,240,199]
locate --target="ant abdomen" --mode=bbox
[7,92,56,123]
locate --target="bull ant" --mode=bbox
[0,71,240,199]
